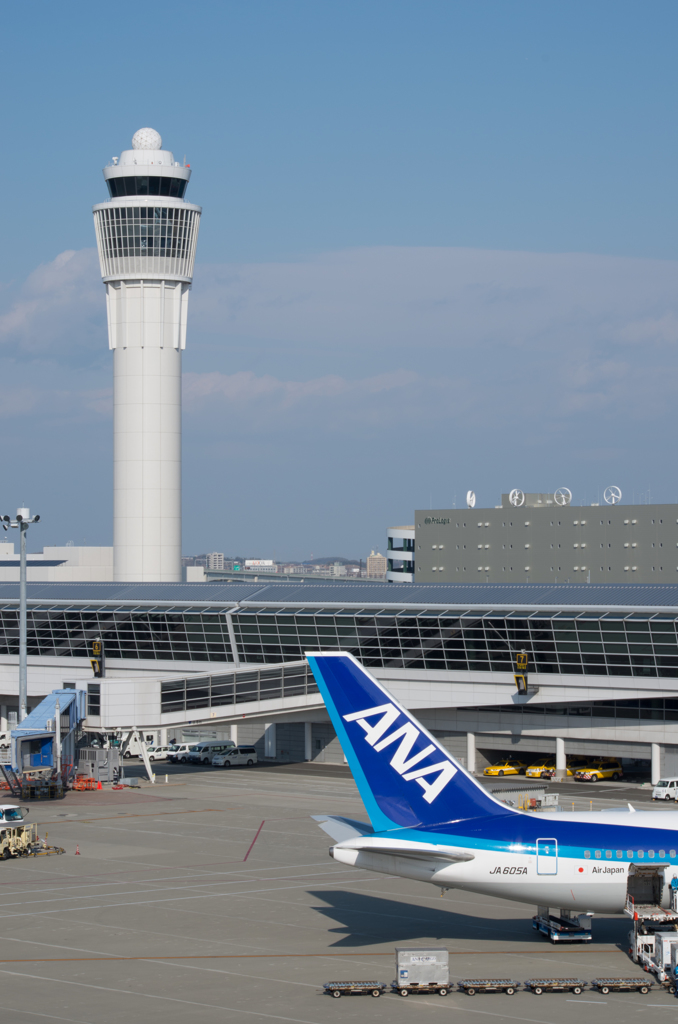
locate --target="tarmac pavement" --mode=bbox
[1,764,676,1024]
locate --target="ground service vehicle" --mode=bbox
[574,760,623,782]
[525,759,556,779]
[212,746,258,767]
[308,651,678,919]
[167,743,192,763]
[146,746,171,761]
[393,947,449,996]
[483,760,526,777]
[653,778,678,801]
[187,742,235,765]
[532,908,592,943]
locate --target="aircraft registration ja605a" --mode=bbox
[306,652,678,917]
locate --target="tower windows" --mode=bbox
[107,175,188,199]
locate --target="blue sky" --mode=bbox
[1,1,677,559]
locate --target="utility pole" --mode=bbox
[1,509,40,722]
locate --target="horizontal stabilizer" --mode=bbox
[312,814,374,843]
[337,836,475,864]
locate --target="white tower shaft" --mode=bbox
[93,131,201,582]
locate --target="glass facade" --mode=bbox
[99,206,194,260]
[107,176,188,199]
[0,603,676,679]
[160,662,316,714]
[464,696,678,722]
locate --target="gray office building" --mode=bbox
[409,493,678,585]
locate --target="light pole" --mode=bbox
[1,509,40,722]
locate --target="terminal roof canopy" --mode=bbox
[0,580,677,613]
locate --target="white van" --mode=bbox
[146,745,171,762]
[212,746,258,767]
[187,741,236,765]
[652,778,678,801]
[167,743,193,764]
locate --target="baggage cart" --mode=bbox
[591,977,653,994]
[525,978,586,995]
[459,979,519,996]
[323,981,387,998]
[393,946,450,996]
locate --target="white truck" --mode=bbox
[652,777,678,801]
[649,932,678,984]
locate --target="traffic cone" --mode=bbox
[97,781,102,790]
[75,845,80,855]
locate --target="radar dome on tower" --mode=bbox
[132,127,162,150]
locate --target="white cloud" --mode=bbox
[183,368,417,409]
[0,248,102,356]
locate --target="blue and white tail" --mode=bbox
[306,652,511,833]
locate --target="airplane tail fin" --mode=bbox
[306,652,512,832]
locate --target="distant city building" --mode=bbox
[366,550,387,579]
[206,552,224,571]
[329,562,347,577]
[388,490,678,584]
[386,527,415,582]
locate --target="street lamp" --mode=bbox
[1,508,40,722]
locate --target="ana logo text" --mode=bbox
[342,702,457,803]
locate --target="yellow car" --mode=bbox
[573,760,623,782]
[483,759,526,778]
[526,759,556,779]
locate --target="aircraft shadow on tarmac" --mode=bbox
[308,889,627,948]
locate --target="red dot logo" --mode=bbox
[578,867,584,873]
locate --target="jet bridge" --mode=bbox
[10,689,86,776]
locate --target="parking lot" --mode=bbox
[1,762,676,1024]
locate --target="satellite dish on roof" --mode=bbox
[554,487,572,506]
[466,490,476,508]
[604,485,622,505]
[509,488,525,507]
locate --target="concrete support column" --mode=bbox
[466,732,476,774]
[652,743,661,785]
[304,722,312,762]
[159,728,168,746]
[264,723,276,759]
[0,705,7,733]
[555,737,566,780]
[230,724,238,746]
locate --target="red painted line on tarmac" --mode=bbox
[243,820,265,861]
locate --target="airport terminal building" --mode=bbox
[1,579,678,779]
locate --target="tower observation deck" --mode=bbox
[93,128,201,582]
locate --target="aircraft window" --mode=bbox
[638,850,644,858]
[659,850,666,858]
[649,850,655,858]
[595,850,602,859]
[605,851,612,858]
[584,850,591,859]
[671,850,677,858]
[627,850,633,858]
[616,851,623,858]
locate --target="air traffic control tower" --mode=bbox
[93,128,201,582]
